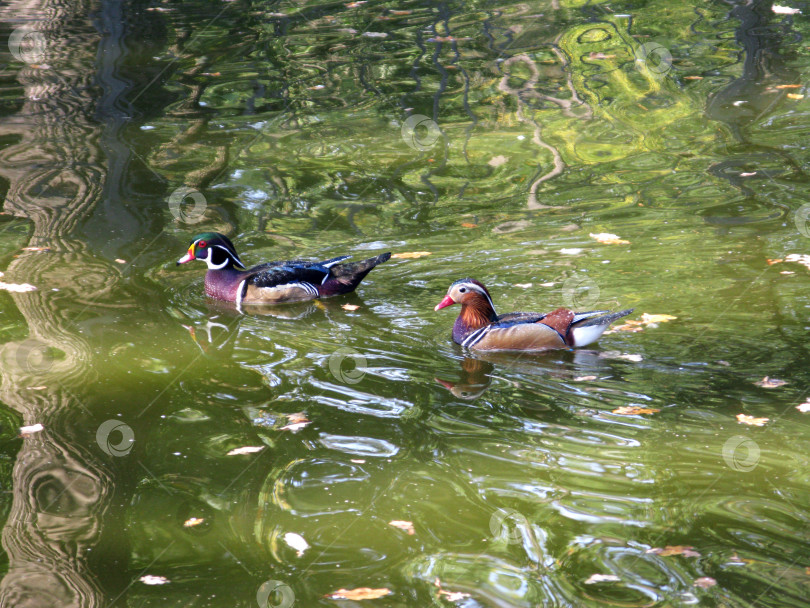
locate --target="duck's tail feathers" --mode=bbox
[569,308,634,347]
[319,252,392,297]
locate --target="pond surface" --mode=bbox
[1,0,810,606]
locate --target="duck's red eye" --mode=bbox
[198,240,207,248]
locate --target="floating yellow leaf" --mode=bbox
[737,414,769,426]
[776,84,802,89]
[461,222,478,228]
[392,251,431,259]
[647,545,701,557]
[788,93,805,100]
[694,577,717,588]
[613,406,660,415]
[341,303,360,311]
[684,76,703,80]
[605,313,676,333]
[767,258,784,265]
[326,588,391,600]
[755,376,787,388]
[183,517,205,528]
[389,520,415,535]
[590,232,630,245]
[20,423,44,436]
[281,412,311,432]
[226,446,264,455]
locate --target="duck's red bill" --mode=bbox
[177,247,195,265]
[434,295,456,311]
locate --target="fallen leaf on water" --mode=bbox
[461,222,478,229]
[640,313,677,324]
[226,446,264,455]
[787,93,805,100]
[434,579,471,601]
[389,520,415,535]
[605,313,676,333]
[20,423,44,436]
[684,75,703,80]
[392,251,431,259]
[341,303,360,311]
[183,517,204,528]
[776,84,802,89]
[599,351,643,362]
[514,283,532,289]
[785,253,810,269]
[0,280,36,293]
[574,375,597,382]
[284,532,310,556]
[796,401,810,413]
[694,577,717,588]
[488,155,509,167]
[326,588,391,600]
[755,376,787,388]
[281,412,311,432]
[737,414,769,426]
[613,406,660,415]
[585,574,620,584]
[590,232,630,245]
[767,258,784,265]
[647,545,701,557]
[140,575,170,585]
[390,10,412,15]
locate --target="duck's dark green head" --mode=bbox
[176,232,246,270]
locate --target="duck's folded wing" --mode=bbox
[249,262,331,288]
[465,319,567,351]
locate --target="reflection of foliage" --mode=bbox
[145,0,810,239]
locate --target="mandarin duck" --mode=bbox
[435,278,633,351]
[177,232,391,307]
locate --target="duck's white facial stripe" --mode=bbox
[459,283,496,313]
[201,244,237,270]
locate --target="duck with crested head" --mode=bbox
[435,278,633,351]
[177,232,390,307]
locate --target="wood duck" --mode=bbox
[435,278,633,351]
[177,232,391,307]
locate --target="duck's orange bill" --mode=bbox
[177,244,195,265]
[434,295,456,311]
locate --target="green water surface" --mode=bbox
[1,0,810,606]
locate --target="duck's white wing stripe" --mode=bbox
[462,326,490,348]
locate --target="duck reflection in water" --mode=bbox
[436,349,629,400]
